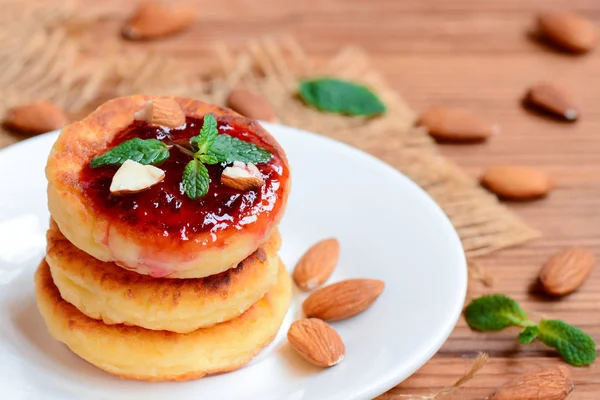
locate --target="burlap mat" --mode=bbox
[0,1,539,266]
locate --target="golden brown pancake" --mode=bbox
[46,220,281,333]
[46,95,290,278]
[35,258,292,382]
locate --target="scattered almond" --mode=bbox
[293,238,340,291]
[417,106,498,142]
[537,11,597,53]
[2,101,68,135]
[134,98,185,129]
[287,318,345,368]
[221,161,265,191]
[539,248,596,296]
[303,279,385,321]
[226,88,278,122]
[481,165,553,200]
[110,160,165,195]
[490,366,573,400]
[525,82,580,121]
[122,1,196,40]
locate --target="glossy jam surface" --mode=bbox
[79,117,286,242]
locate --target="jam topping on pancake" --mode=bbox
[80,116,287,242]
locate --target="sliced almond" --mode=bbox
[287,318,345,368]
[293,238,339,291]
[490,366,573,400]
[221,161,265,191]
[110,160,165,195]
[481,165,553,200]
[525,82,580,121]
[226,88,278,122]
[537,11,597,53]
[3,101,68,135]
[303,279,385,321]
[122,1,196,40]
[539,248,596,296]
[418,106,498,142]
[134,98,185,129]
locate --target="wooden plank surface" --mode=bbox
[48,0,600,398]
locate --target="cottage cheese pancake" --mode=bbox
[46,220,281,333]
[35,259,292,381]
[46,95,290,278]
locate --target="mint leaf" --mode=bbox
[537,320,597,366]
[518,326,539,344]
[465,295,530,331]
[182,159,210,200]
[90,138,169,168]
[299,78,386,117]
[190,114,218,153]
[207,134,272,164]
[199,153,219,165]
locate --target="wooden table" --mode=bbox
[88,0,600,398]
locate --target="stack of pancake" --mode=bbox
[35,95,292,381]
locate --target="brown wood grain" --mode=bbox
[22,0,600,398]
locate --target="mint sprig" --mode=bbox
[90,138,169,168]
[299,78,386,117]
[182,114,273,199]
[465,294,597,366]
[207,134,272,164]
[182,159,210,200]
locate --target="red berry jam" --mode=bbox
[79,116,287,242]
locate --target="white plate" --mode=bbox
[0,123,466,400]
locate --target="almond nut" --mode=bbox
[293,238,340,291]
[122,1,196,40]
[226,88,278,123]
[3,101,68,135]
[481,165,553,200]
[418,106,498,142]
[134,98,185,129]
[537,11,597,53]
[303,279,385,321]
[110,160,165,195]
[287,318,345,368]
[525,82,579,121]
[221,161,265,191]
[490,366,573,400]
[539,248,596,296]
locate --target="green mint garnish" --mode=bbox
[182,159,210,200]
[518,326,539,345]
[181,114,272,199]
[90,138,170,168]
[190,114,218,153]
[206,134,272,164]
[298,78,386,117]
[465,294,596,366]
[465,294,531,331]
[537,320,597,366]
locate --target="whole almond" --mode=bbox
[418,106,498,142]
[539,248,596,296]
[134,98,185,128]
[303,279,385,321]
[122,1,196,40]
[525,82,579,121]
[481,165,553,200]
[490,366,573,400]
[293,238,340,291]
[3,101,68,135]
[287,318,345,368]
[226,89,278,123]
[537,11,597,53]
